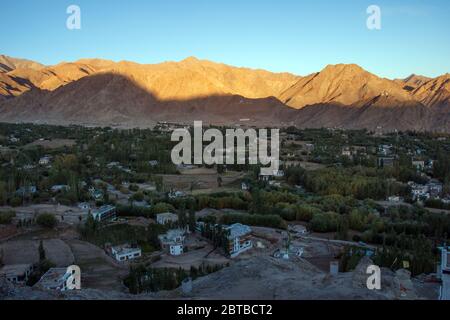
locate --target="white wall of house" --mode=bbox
[169,244,183,256]
[230,237,252,258]
[112,248,142,262]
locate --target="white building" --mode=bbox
[51,184,70,193]
[412,160,425,171]
[168,190,186,199]
[241,182,250,191]
[91,205,116,222]
[111,244,142,262]
[342,147,352,157]
[158,229,186,256]
[409,182,430,201]
[439,247,450,300]
[156,212,179,225]
[0,264,34,284]
[148,160,159,167]
[16,185,37,196]
[35,267,78,291]
[379,144,393,156]
[273,170,285,178]
[225,223,253,258]
[39,156,51,166]
[388,196,403,203]
[427,180,443,198]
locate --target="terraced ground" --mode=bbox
[64,239,128,292]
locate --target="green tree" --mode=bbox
[36,213,58,229]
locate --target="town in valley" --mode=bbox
[0,122,449,300]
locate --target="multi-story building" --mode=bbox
[159,229,186,256]
[91,205,116,222]
[225,223,253,258]
[35,267,79,291]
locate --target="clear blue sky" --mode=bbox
[1,0,449,78]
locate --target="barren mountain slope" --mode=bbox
[412,74,450,108]
[279,64,415,109]
[0,55,448,132]
[395,74,432,92]
[0,55,44,73]
[0,72,295,127]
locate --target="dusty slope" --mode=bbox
[0,55,448,132]
[0,55,45,73]
[279,64,414,109]
[0,256,438,300]
[395,74,432,92]
[412,74,450,108]
[0,72,295,127]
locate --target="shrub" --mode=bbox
[0,211,15,224]
[36,213,58,229]
[153,202,175,214]
[220,213,286,229]
[310,212,340,232]
[10,197,22,207]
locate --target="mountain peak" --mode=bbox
[0,54,45,72]
[181,56,201,63]
[322,63,365,74]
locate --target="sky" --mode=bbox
[1,0,449,79]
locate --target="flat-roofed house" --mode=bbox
[110,244,142,262]
[0,264,34,284]
[156,212,178,225]
[91,205,116,222]
[158,229,186,256]
[412,160,425,171]
[34,267,77,291]
[225,223,253,258]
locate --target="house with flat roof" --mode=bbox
[51,184,70,193]
[0,264,34,284]
[91,205,116,222]
[377,157,395,168]
[39,156,51,166]
[89,187,103,200]
[159,229,186,256]
[427,179,443,198]
[16,186,37,196]
[241,182,250,191]
[225,223,253,258]
[412,159,425,171]
[156,212,178,225]
[110,244,142,262]
[34,267,78,291]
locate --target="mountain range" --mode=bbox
[0,54,449,131]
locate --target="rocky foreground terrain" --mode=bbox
[0,256,439,300]
[0,55,449,132]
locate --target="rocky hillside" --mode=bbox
[0,55,448,132]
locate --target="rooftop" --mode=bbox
[93,205,115,214]
[35,268,69,289]
[159,229,185,244]
[157,212,178,218]
[226,223,252,239]
[0,264,32,276]
[111,244,141,255]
